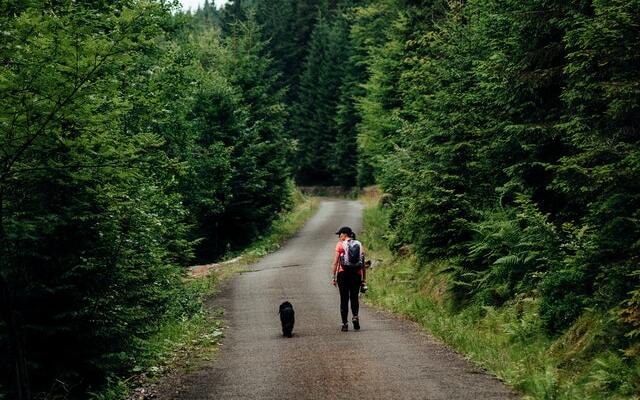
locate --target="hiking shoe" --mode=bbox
[341,323,348,332]
[352,317,360,331]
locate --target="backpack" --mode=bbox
[341,240,363,271]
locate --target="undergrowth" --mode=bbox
[361,196,639,400]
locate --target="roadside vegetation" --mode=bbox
[1,2,293,398]
[362,193,640,400]
[3,0,639,399]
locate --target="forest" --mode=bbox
[0,1,291,398]
[1,0,639,398]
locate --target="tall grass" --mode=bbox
[361,200,640,400]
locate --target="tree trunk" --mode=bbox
[0,277,31,400]
[0,191,31,400]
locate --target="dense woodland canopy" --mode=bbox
[1,0,639,398]
[0,1,291,397]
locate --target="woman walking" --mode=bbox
[331,226,366,331]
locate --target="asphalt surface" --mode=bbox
[168,199,519,400]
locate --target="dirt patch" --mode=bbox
[298,185,359,197]
[187,256,243,278]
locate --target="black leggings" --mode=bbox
[337,271,361,324]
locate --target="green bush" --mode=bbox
[0,2,292,398]
[539,269,589,333]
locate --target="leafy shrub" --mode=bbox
[539,268,589,333]
[586,352,640,397]
[0,3,292,398]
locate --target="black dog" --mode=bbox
[279,301,295,338]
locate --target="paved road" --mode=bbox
[169,200,518,400]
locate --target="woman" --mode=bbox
[331,226,366,331]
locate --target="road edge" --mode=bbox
[111,193,320,400]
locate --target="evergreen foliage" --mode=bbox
[0,1,291,398]
[294,10,350,184]
[279,0,640,394]
[345,0,639,346]
[2,0,639,397]
[213,15,292,254]
[188,0,222,29]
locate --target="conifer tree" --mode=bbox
[294,10,350,184]
[332,3,369,187]
[0,2,196,397]
[216,15,292,249]
[549,0,640,334]
[0,2,295,397]
[352,0,404,186]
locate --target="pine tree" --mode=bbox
[550,0,640,335]
[352,0,404,186]
[332,3,369,187]
[0,2,295,397]
[216,15,292,249]
[294,10,351,184]
[0,2,196,397]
